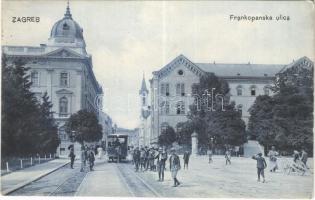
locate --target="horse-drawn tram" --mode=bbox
[107,134,128,162]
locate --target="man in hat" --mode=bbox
[69,146,76,169]
[169,147,181,187]
[252,153,267,183]
[133,147,141,172]
[155,147,167,181]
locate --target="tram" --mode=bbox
[107,134,128,162]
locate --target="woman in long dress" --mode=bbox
[268,146,279,172]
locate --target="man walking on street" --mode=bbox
[69,146,76,169]
[88,149,95,171]
[169,147,181,187]
[155,147,167,181]
[252,153,267,183]
[183,151,190,169]
[133,147,141,172]
[207,149,213,163]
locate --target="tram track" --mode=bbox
[116,163,162,197]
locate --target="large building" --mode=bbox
[2,3,107,156]
[144,54,312,145]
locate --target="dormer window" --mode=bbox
[63,23,70,30]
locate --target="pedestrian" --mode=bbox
[97,145,103,159]
[88,149,95,171]
[300,149,308,167]
[207,149,213,163]
[169,147,181,187]
[69,146,76,169]
[267,146,279,172]
[133,147,141,172]
[225,150,231,165]
[80,146,86,172]
[183,150,190,169]
[140,148,146,171]
[252,153,267,183]
[155,147,167,181]
[144,146,150,170]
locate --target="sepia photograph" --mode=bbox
[1,0,314,198]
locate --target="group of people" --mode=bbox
[68,144,100,172]
[251,146,310,183]
[132,146,191,187]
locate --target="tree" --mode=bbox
[1,55,60,157]
[187,73,246,148]
[176,122,194,146]
[248,58,313,154]
[158,126,176,147]
[64,109,103,145]
[2,56,41,156]
[37,92,60,154]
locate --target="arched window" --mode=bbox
[59,97,68,117]
[264,86,270,95]
[60,72,69,87]
[236,85,242,96]
[250,85,256,96]
[237,104,243,115]
[160,122,169,133]
[31,71,39,86]
[176,101,185,115]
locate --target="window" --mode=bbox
[178,70,184,76]
[236,85,242,96]
[237,104,243,115]
[60,72,69,87]
[58,127,68,141]
[160,122,169,133]
[31,71,39,86]
[160,101,170,115]
[264,86,270,95]
[59,97,68,117]
[160,83,170,96]
[176,83,185,96]
[176,101,185,115]
[250,86,256,96]
[142,97,146,105]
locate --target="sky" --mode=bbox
[2,0,314,129]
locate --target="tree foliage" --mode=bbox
[1,55,60,157]
[249,59,313,154]
[178,73,246,148]
[158,126,176,147]
[64,109,103,145]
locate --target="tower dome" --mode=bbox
[48,2,86,48]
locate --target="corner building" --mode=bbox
[2,4,104,156]
[149,55,311,145]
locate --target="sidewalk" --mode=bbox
[1,158,70,195]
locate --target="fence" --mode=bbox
[1,154,56,176]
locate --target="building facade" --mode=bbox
[147,54,305,145]
[2,4,105,156]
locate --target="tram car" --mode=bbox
[107,134,128,162]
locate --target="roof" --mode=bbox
[195,63,286,77]
[139,75,149,94]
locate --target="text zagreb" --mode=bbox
[12,17,40,23]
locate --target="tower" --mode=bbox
[139,74,150,147]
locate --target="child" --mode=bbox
[252,153,267,183]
